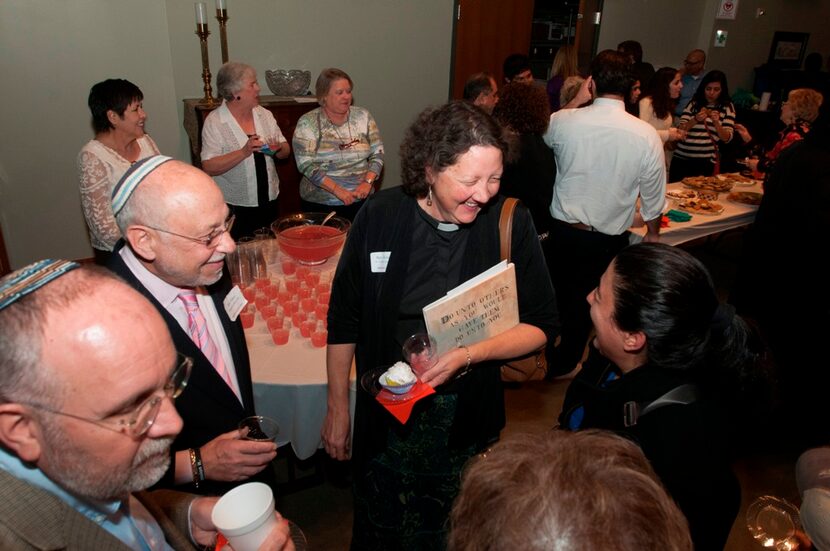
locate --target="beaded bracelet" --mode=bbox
[189,448,205,488]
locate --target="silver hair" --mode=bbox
[217,61,256,101]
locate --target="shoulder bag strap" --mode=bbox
[623,383,700,427]
[499,197,519,262]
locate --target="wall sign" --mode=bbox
[717,0,739,20]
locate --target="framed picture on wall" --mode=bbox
[767,31,809,69]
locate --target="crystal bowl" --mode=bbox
[265,69,312,97]
[271,212,350,265]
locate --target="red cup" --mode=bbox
[296,266,310,280]
[300,320,314,338]
[240,311,254,328]
[266,317,284,331]
[283,300,299,316]
[264,285,279,300]
[311,329,327,348]
[315,303,329,319]
[260,304,276,319]
[281,258,296,275]
[300,298,317,312]
[292,311,307,328]
[317,291,330,305]
[254,277,269,289]
[254,295,270,310]
[297,285,312,299]
[271,328,290,345]
[305,271,321,287]
[316,282,331,295]
[277,291,292,306]
[241,286,257,302]
[285,278,300,294]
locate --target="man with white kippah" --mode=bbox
[107,156,277,495]
[0,261,294,550]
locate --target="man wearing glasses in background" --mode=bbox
[0,261,293,549]
[676,49,707,116]
[107,156,277,495]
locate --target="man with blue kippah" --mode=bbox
[0,263,294,550]
[107,157,277,496]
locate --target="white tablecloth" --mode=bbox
[247,246,355,460]
[629,180,763,246]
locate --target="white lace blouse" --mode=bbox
[77,135,160,251]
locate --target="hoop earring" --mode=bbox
[426,187,433,207]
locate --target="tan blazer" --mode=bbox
[0,469,197,550]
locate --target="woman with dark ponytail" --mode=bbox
[560,242,765,551]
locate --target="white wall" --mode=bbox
[0,1,181,265]
[0,0,454,268]
[598,0,830,92]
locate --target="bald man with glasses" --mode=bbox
[676,49,707,116]
[0,261,293,550]
[107,156,277,496]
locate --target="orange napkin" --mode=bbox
[375,381,436,424]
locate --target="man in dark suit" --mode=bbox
[0,261,293,550]
[108,157,276,495]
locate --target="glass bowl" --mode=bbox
[270,212,350,266]
[264,69,311,97]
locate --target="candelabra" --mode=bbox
[195,22,216,106]
[216,8,229,63]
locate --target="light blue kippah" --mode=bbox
[0,259,80,311]
[111,155,174,215]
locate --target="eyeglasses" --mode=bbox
[147,214,235,248]
[23,354,192,439]
[338,138,360,151]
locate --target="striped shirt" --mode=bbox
[675,102,735,161]
[293,106,384,205]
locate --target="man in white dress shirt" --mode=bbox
[542,49,666,376]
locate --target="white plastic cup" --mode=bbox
[211,482,278,551]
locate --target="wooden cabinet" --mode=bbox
[182,96,317,216]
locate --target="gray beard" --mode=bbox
[39,418,173,502]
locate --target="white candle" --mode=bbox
[195,2,207,24]
[216,0,226,10]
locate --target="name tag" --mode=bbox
[224,285,247,321]
[370,251,391,273]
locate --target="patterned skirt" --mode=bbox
[350,395,480,550]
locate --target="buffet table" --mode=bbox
[629,180,763,246]
[245,249,355,461]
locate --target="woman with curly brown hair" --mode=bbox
[322,100,559,549]
[492,81,555,239]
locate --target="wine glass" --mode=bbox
[746,495,802,550]
[402,333,438,378]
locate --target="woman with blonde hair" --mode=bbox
[547,45,579,111]
[745,87,823,176]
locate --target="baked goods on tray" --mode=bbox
[727,191,763,206]
[678,197,725,215]
[720,172,757,186]
[667,189,698,200]
[681,176,734,192]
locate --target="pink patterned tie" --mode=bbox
[178,290,237,398]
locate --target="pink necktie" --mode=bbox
[178,290,237,398]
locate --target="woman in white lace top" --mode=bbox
[77,79,160,259]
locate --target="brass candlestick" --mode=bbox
[216,8,229,63]
[195,23,216,106]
